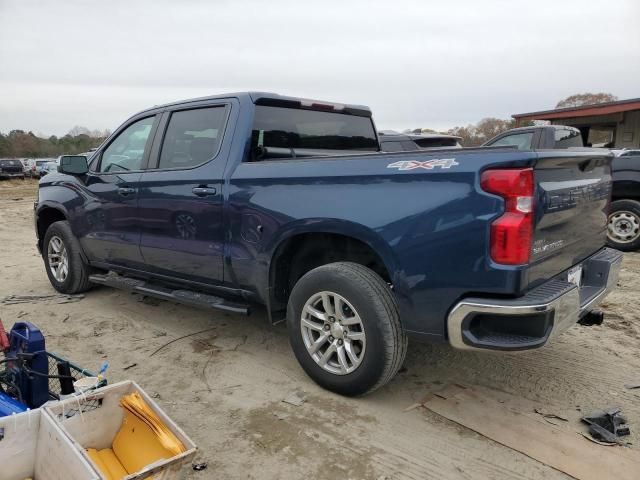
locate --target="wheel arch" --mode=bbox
[265,219,400,321]
[36,204,69,253]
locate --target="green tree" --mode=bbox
[0,127,107,158]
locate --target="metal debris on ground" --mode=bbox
[282,391,307,407]
[149,327,218,357]
[123,363,138,371]
[192,462,208,471]
[580,432,618,447]
[624,383,640,390]
[1,294,85,305]
[534,408,569,423]
[581,408,631,444]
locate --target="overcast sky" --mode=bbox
[0,0,638,136]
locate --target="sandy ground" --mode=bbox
[1,178,639,479]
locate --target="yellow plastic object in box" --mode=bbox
[87,448,128,480]
[86,392,186,479]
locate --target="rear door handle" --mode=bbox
[192,186,217,197]
[118,187,136,196]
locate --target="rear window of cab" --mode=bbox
[250,106,378,157]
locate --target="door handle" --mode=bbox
[192,186,217,197]
[118,187,136,196]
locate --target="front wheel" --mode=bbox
[607,199,640,251]
[43,220,94,294]
[287,262,407,396]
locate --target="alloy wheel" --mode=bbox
[47,235,69,283]
[300,291,366,375]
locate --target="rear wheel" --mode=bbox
[43,220,94,293]
[607,199,640,251]
[287,262,407,396]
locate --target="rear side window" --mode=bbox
[158,106,227,169]
[489,132,534,150]
[250,106,378,160]
[554,128,583,148]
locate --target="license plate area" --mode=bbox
[567,265,583,287]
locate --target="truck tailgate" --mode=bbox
[527,150,612,288]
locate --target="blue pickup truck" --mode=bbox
[34,92,622,396]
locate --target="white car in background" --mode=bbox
[611,148,640,157]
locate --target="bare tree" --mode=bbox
[556,92,618,108]
[67,125,91,137]
[447,118,515,146]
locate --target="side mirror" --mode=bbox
[58,155,89,175]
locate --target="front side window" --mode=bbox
[158,106,227,170]
[250,106,378,160]
[490,132,534,150]
[100,116,155,172]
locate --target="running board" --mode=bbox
[89,274,250,315]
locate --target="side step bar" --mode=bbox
[89,274,250,315]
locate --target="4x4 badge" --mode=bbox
[387,158,459,171]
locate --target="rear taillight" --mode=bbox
[481,168,534,265]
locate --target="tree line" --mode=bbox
[0,126,109,159]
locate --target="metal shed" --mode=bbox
[512,97,640,148]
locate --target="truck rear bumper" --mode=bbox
[447,248,623,351]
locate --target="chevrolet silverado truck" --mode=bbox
[485,125,640,251]
[34,93,622,396]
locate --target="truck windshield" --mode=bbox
[250,106,378,160]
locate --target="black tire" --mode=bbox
[287,262,407,396]
[607,199,640,251]
[43,220,94,294]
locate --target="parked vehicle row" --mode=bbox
[34,92,621,396]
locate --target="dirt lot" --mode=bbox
[1,179,639,479]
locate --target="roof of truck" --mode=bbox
[497,125,579,133]
[138,92,371,116]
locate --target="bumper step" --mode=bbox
[89,274,250,315]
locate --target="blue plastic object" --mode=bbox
[0,391,27,417]
[98,361,109,376]
[7,322,48,408]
